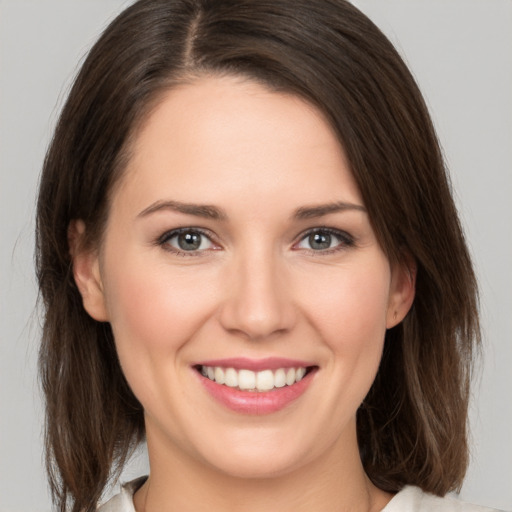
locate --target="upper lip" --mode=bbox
[194,357,315,372]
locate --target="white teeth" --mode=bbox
[285,368,296,386]
[238,369,256,390]
[274,368,286,388]
[214,367,225,385]
[256,370,274,391]
[224,367,238,387]
[200,365,309,391]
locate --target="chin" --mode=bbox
[203,447,307,480]
[182,422,327,481]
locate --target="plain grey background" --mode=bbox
[1,1,511,510]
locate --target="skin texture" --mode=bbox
[72,76,415,511]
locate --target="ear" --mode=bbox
[68,220,109,322]
[386,256,416,329]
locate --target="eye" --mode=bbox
[295,228,354,252]
[159,228,216,254]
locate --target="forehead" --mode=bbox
[114,75,363,215]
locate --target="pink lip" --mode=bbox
[194,360,317,415]
[194,357,312,371]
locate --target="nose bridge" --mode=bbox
[219,243,295,340]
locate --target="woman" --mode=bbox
[35,1,499,511]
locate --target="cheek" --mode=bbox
[304,262,390,340]
[101,255,224,426]
[310,262,392,417]
[297,257,391,394]
[102,254,217,368]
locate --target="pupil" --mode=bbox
[310,232,331,250]
[178,232,201,250]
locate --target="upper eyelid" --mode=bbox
[295,226,354,241]
[156,227,220,255]
[158,226,216,243]
[156,226,354,250]
[292,227,356,251]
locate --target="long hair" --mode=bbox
[36,1,480,510]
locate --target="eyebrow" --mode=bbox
[293,201,366,219]
[137,199,366,221]
[137,200,228,221]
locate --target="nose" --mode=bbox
[218,249,296,341]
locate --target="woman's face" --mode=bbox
[75,76,414,478]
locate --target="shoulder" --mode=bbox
[383,486,506,512]
[97,477,147,512]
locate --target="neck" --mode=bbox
[134,424,393,512]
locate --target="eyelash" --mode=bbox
[293,227,355,254]
[155,226,355,256]
[156,227,218,257]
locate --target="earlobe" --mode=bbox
[386,258,416,329]
[68,220,109,322]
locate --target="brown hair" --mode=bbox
[36,1,480,510]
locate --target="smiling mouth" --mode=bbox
[195,365,316,392]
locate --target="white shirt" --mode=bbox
[98,477,505,511]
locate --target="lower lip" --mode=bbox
[197,370,315,415]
